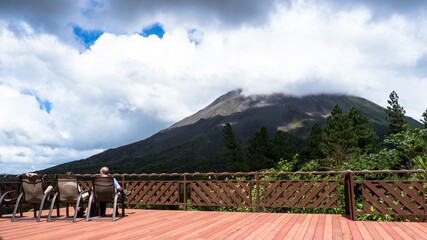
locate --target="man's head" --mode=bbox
[100,166,109,176]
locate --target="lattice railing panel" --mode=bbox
[0,182,19,195]
[361,181,426,216]
[124,181,181,205]
[190,180,252,207]
[0,182,19,208]
[79,181,92,191]
[2,172,426,221]
[260,180,340,208]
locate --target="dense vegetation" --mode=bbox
[219,91,427,173]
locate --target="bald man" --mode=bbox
[97,166,123,216]
[99,167,123,192]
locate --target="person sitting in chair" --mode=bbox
[99,167,122,191]
[97,166,129,216]
[26,172,54,195]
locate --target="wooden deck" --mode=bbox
[2,208,427,239]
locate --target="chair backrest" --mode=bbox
[20,175,44,204]
[56,174,80,203]
[92,176,115,202]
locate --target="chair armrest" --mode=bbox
[78,189,91,202]
[1,190,17,201]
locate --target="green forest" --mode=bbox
[219,91,427,173]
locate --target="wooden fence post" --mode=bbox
[183,174,187,211]
[344,171,356,220]
[255,173,260,212]
[121,175,125,189]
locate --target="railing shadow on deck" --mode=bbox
[1,170,427,221]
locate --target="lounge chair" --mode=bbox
[47,174,90,222]
[85,176,125,222]
[11,174,58,222]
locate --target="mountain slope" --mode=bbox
[42,90,422,173]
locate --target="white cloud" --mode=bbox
[1,1,427,173]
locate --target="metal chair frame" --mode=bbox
[47,174,90,222]
[0,186,20,218]
[85,176,125,222]
[11,175,59,222]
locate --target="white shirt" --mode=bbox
[113,178,121,192]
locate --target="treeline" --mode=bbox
[219,91,427,172]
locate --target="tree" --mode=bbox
[320,105,355,167]
[383,126,427,169]
[246,128,297,171]
[347,107,379,154]
[385,91,406,134]
[301,123,325,162]
[344,149,400,170]
[348,126,427,170]
[247,127,271,171]
[219,123,247,172]
[269,131,297,169]
[320,105,378,169]
[421,109,427,128]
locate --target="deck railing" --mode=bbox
[1,170,426,221]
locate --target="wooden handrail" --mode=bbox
[2,170,427,221]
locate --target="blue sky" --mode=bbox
[22,90,52,113]
[74,23,166,49]
[1,0,427,174]
[73,25,104,49]
[140,23,165,38]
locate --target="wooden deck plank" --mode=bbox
[416,222,427,230]
[196,214,246,239]
[222,213,267,240]
[281,214,306,239]
[313,214,326,240]
[227,213,276,240]
[338,216,353,240]
[245,213,289,240]
[145,211,213,238]
[346,219,364,240]
[84,211,208,240]
[90,211,187,239]
[412,222,427,235]
[300,214,319,240]
[390,222,414,240]
[293,214,313,240]
[323,214,333,239]
[355,221,374,240]
[292,214,317,240]
[260,213,294,240]
[401,222,427,239]
[332,215,343,240]
[272,214,302,239]
[210,213,258,240]
[1,209,427,240]
[373,222,401,240]
[362,221,384,240]
[177,211,243,239]
[154,212,228,239]
[235,213,278,240]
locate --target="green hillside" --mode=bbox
[42,91,422,174]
